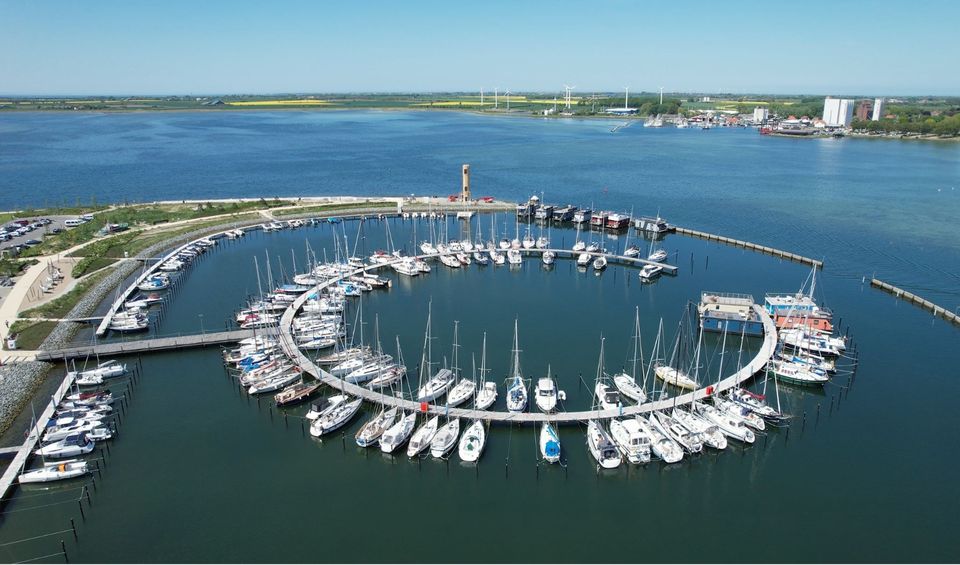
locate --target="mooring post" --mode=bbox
[70,519,77,541]
[85,488,91,506]
[284,413,288,429]
[341,431,345,451]
[61,539,68,563]
[801,411,806,432]
[78,501,85,521]
[816,403,821,425]
[300,420,305,437]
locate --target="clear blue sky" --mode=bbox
[1,0,956,96]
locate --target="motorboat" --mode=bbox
[457,420,486,462]
[407,415,440,457]
[577,253,591,267]
[392,259,420,277]
[592,256,607,271]
[768,360,829,386]
[43,419,104,443]
[430,419,460,458]
[647,249,668,263]
[624,245,640,258]
[639,264,663,282]
[35,433,95,459]
[534,376,557,413]
[539,422,561,463]
[541,250,555,265]
[380,412,417,454]
[18,460,90,484]
[586,420,622,469]
[507,249,522,265]
[609,419,652,464]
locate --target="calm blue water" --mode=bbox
[1,112,959,563]
[1,111,958,305]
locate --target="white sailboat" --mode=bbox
[539,422,561,464]
[474,333,497,410]
[457,419,486,462]
[445,322,476,407]
[586,420,621,469]
[505,320,528,413]
[638,416,683,463]
[613,307,648,404]
[407,415,440,457]
[416,304,455,402]
[314,397,363,435]
[430,417,460,458]
[380,411,417,454]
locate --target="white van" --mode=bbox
[64,218,85,228]
[79,214,95,221]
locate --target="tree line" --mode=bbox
[851,113,960,136]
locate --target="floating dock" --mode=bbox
[870,279,960,326]
[277,253,776,425]
[674,226,823,268]
[37,329,266,361]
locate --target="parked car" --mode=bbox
[24,239,42,246]
[50,227,62,234]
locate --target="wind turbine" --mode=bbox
[504,89,511,111]
[563,84,576,110]
[494,88,499,110]
[624,86,630,110]
[659,86,664,105]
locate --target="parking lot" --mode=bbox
[0,215,80,259]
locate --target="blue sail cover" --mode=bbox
[544,440,561,458]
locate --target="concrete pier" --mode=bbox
[871,279,960,326]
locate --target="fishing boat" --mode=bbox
[407,415,440,457]
[609,419,652,464]
[639,416,683,463]
[534,374,558,413]
[539,422,561,463]
[430,418,460,458]
[313,397,363,435]
[639,264,663,281]
[274,381,320,407]
[457,420,486,462]
[356,407,400,448]
[380,411,417,454]
[35,433,95,459]
[18,460,90,484]
[586,420,622,469]
[505,320,527,413]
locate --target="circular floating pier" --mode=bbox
[278,249,778,426]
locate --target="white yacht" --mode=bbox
[539,422,561,464]
[586,420,622,469]
[534,375,558,413]
[609,419,652,464]
[457,420,486,462]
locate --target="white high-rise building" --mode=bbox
[822,97,854,128]
[753,107,769,124]
[872,98,885,121]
